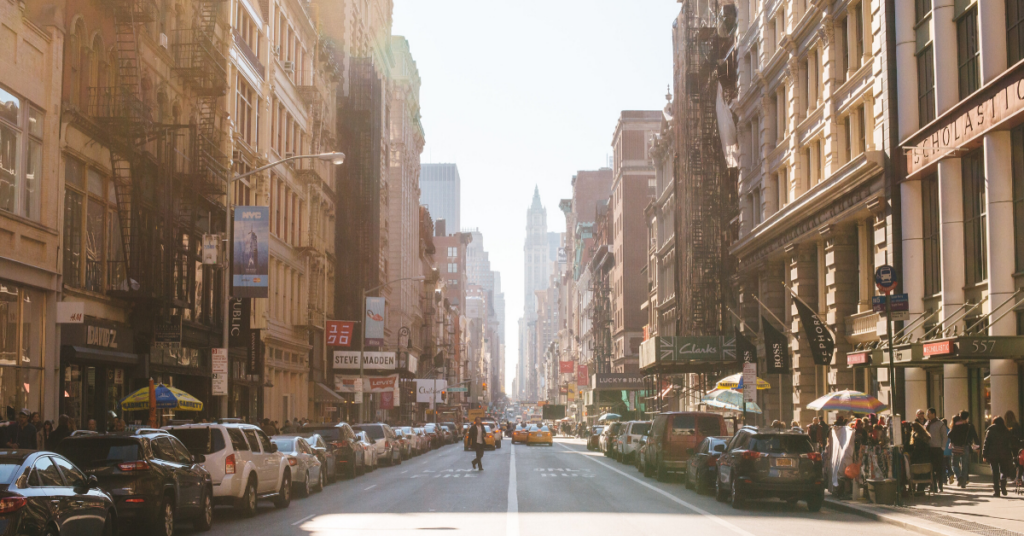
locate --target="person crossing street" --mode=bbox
[468,418,487,471]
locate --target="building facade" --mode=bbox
[420,163,461,232]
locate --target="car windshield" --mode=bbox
[592,426,604,434]
[354,426,385,440]
[749,435,814,454]
[57,439,141,468]
[631,423,651,435]
[166,428,225,455]
[272,438,296,452]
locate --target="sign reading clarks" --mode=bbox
[333,351,396,370]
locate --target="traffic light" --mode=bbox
[441,390,447,403]
[482,382,487,391]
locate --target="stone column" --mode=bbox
[788,242,819,424]
[939,158,965,331]
[931,0,959,115]
[943,364,969,420]
[760,260,791,424]
[901,180,926,335]
[978,0,1008,85]
[904,367,929,418]
[822,224,857,391]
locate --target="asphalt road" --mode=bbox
[187,437,922,536]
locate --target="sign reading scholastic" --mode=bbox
[332,351,396,370]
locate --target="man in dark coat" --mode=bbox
[48,414,73,446]
[5,409,36,450]
[983,416,1014,497]
[467,418,486,471]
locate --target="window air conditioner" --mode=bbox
[282,61,295,74]
[159,33,169,49]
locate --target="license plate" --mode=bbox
[773,458,796,467]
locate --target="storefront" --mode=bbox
[147,321,216,423]
[1,280,52,420]
[59,317,138,432]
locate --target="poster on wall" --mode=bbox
[232,206,269,298]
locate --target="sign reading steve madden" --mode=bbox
[333,351,396,370]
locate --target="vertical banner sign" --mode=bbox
[233,207,269,298]
[577,365,589,387]
[762,316,791,374]
[735,327,757,365]
[742,362,758,403]
[248,330,263,382]
[559,361,575,374]
[228,298,251,348]
[364,297,385,347]
[326,321,355,347]
[212,348,228,396]
[202,234,220,265]
[793,299,835,366]
[568,382,577,402]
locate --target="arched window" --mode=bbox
[92,35,106,90]
[68,20,84,107]
[79,32,92,109]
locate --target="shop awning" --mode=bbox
[313,382,345,403]
[61,346,139,365]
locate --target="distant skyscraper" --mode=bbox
[420,163,461,232]
[523,186,551,321]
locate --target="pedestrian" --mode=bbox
[942,418,954,485]
[925,408,948,492]
[5,409,37,449]
[982,416,1015,497]
[468,417,486,471]
[281,419,294,433]
[791,420,801,432]
[49,415,72,446]
[1005,411,1023,483]
[36,420,51,450]
[949,410,980,488]
[87,419,97,432]
[914,409,926,426]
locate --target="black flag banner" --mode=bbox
[735,327,757,365]
[793,299,835,366]
[762,316,791,374]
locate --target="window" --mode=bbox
[854,3,865,69]
[962,150,987,285]
[957,7,980,99]
[33,457,64,487]
[0,87,43,221]
[1008,0,1024,65]
[243,429,261,452]
[235,75,258,147]
[256,430,274,452]
[448,263,458,273]
[843,115,853,163]
[922,173,942,295]
[448,246,457,257]
[52,457,87,488]
[63,156,125,292]
[838,16,849,83]
[917,45,936,125]
[778,168,788,208]
[751,189,762,226]
[1011,125,1024,271]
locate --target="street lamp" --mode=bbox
[220,152,345,417]
[357,276,426,422]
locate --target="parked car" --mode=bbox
[715,427,824,512]
[396,427,419,456]
[162,421,292,517]
[55,430,214,535]
[618,421,651,463]
[271,436,323,497]
[635,435,651,474]
[411,427,431,453]
[587,425,604,451]
[440,423,458,444]
[599,422,623,456]
[645,412,728,482]
[352,423,401,466]
[299,433,337,484]
[393,428,413,459]
[684,436,729,494]
[423,424,443,449]
[0,450,117,536]
[354,431,378,471]
[298,422,362,479]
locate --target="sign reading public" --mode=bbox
[232,207,269,298]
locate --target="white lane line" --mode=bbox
[557,443,755,536]
[400,470,408,474]
[291,514,316,526]
[363,484,377,491]
[506,443,519,536]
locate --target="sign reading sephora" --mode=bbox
[592,373,644,390]
[332,351,396,370]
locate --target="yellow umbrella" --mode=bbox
[715,373,771,391]
[121,383,204,412]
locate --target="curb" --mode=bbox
[824,498,974,536]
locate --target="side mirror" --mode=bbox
[686,448,696,456]
[269,443,279,453]
[87,475,99,489]
[193,454,206,463]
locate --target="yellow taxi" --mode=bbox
[463,424,496,450]
[512,424,529,444]
[527,424,553,446]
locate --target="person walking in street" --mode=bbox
[468,418,486,471]
[1004,411,1023,483]
[949,410,980,488]
[983,416,1015,497]
[926,408,948,492]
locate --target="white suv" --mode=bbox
[619,421,652,463]
[164,421,293,517]
[352,423,402,466]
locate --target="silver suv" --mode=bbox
[164,421,292,517]
[351,423,402,466]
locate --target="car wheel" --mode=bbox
[643,458,654,478]
[496,441,501,449]
[806,493,824,513]
[299,470,311,498]
[102,511,116,536]
[42,525,57,536]
[395,454,402,465]
[656,461,669,483]
[316,468,325,492]
[194,489,213,531]
[153,496,174,536]
[730,479,744,509]
[684,469,693,489]
[237,476,258,517]
[274,471,292,509]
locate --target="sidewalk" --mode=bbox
[825,481,1024,536]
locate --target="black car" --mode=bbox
[298,423,362,479]
[684,436,729,494]
[55,431,214,536]
[0,450,116,536]
[715,427,824,512]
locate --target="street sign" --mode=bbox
[872,293,909,313]
[874,265,898,292]
[446,386,468,393]
[742,363,757,403]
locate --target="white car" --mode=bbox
[352,423,401,466]
[618,421,652,463]
[164,422,293,517]
[272,436,323,497]
[354,431,378,470]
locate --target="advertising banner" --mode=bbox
[559,361,574,374]
[364,297,385,347]
[232,207,269,298]
[228,298,250,348]
[202,233,219,265]
[763,316,791,374]
[333,351,396,370]
[794,299,835,366]
[380,391,394,410]
[365,374,399,393]
[736,327,757,365]
[415,379,447,403]
[326,321,355,347]
[334,375,363,399]
[247,330,262,382]
[577,365,589,387]
[568,382,577,402]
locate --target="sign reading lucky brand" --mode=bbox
[591,373,644,390]
[232,207,269,298]
[333,351,396,370]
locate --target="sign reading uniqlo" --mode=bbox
[326,321,355,347]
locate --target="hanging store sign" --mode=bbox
[202,233,220,265]
[228,298,251,348]
[415,379,447,403]
[763,316,791,375]
[847,351,871,366]
[246,330,263,382]
[334,375,364,398]
[325,321,355,347]
[577,365,589,387]
[56,302,85,324]
[154,315,182,350]
[591,373,644,390]
[365,374,399,393]
[364,297,385,347]
[559,361,575,374]
[639,336,737,370]
[61,318,135,353]
[922,336,1024,360]
[232,207,269,298]
[332,351,396,370]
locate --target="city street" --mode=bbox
[202,438,922,536]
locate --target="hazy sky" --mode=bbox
[392,1,680,394]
